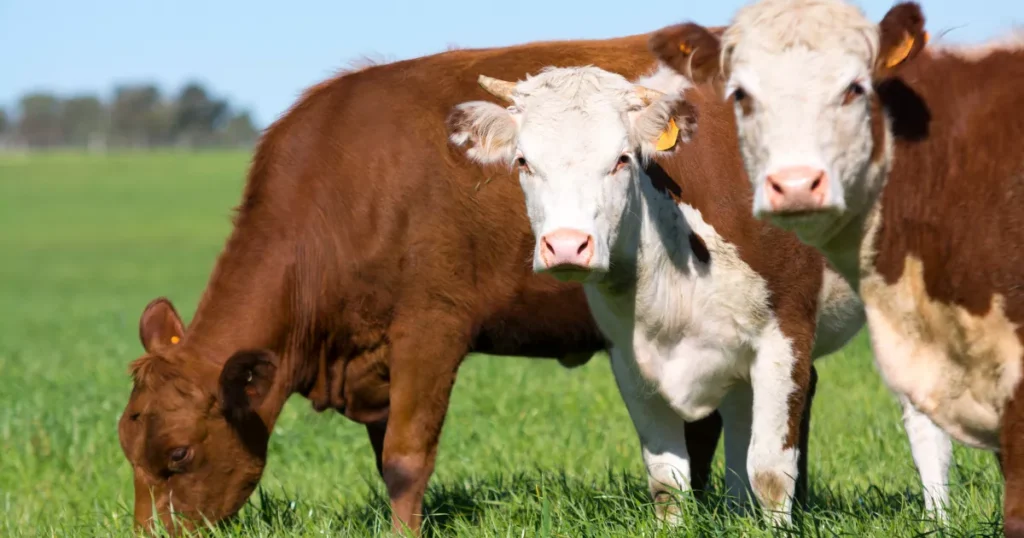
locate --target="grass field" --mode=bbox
[0,151,1006,537]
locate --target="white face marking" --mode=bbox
[728,46,876,245]
[515,88,637,280]
[715,0,885,248]
[449,66,689,281]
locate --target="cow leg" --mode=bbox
[685,411,723,497]
[897,393,952,519]
[794,364,817,509]
[747,326,812,527]
[1001,382,1024,538]
[366,420,387,478]
[380,315,467,535]
[718,383,754,513]
[608,348,695,525]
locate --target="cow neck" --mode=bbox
[600,171,691,298]
[816,207,873,291]
[819,103,897,293]
[185,233,291,363]
[179,215,298,428]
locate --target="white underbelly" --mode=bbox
[861,257,1024,451]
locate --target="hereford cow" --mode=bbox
[117,29,946,538]
[446,60,928,523]
[649,0,1024,532]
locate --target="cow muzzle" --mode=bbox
[539,228,595,273]
[763,165,831,214]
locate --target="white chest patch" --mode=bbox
[584,200,773,421]
[860,255,1024,450]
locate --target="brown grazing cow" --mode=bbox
[117,34,731,536]
[649,0,1024,534]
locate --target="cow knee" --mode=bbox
[382,452,430,497]
[1006,517,1024,538]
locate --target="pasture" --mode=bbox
[0,152,1005,536]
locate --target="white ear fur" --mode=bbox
[448,101,519,166]
[629,93,695,163]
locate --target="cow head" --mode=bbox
[651,0,927,247]
[117,298,279,534]
[448,66,696,282]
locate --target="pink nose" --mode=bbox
[540,229,594,269]
[764,166,829,212]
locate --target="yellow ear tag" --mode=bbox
[170,336,180,344]
[678,42,693,55]
[885,32,916,68]
[656,118,681,152]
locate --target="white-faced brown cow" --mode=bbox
[650,0,1024,533]
[448,62,951,523]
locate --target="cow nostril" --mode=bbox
[810,177,821,191]
[543,238,556,255]
[576,237,590,255]
[770,180,784,194]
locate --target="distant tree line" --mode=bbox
[0,81,261,151]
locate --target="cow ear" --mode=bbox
[139,297,185,353]
[649,22,724,85]
[447,101,520,166]
[874,2,928,77]
[219,350,279,423]
[633,95,699,161]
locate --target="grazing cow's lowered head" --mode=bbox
[117,298,276,534]
[448,66,696,282]
[650,0,928,247]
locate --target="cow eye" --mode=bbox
[168,447,192,469]
[515,156,531,173]
[729,86,754,115]
[613,154,631,173]
[842,82,865,105]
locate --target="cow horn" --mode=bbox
[634,85,665,105]
[478,75,516,102]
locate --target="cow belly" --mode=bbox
[861,257,1024,450]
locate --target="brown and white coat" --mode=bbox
[650,0,1024,532]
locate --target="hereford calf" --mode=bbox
[650,0,1024,531]
[450,64,893,524]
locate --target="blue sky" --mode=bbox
[3,0,1021,126]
